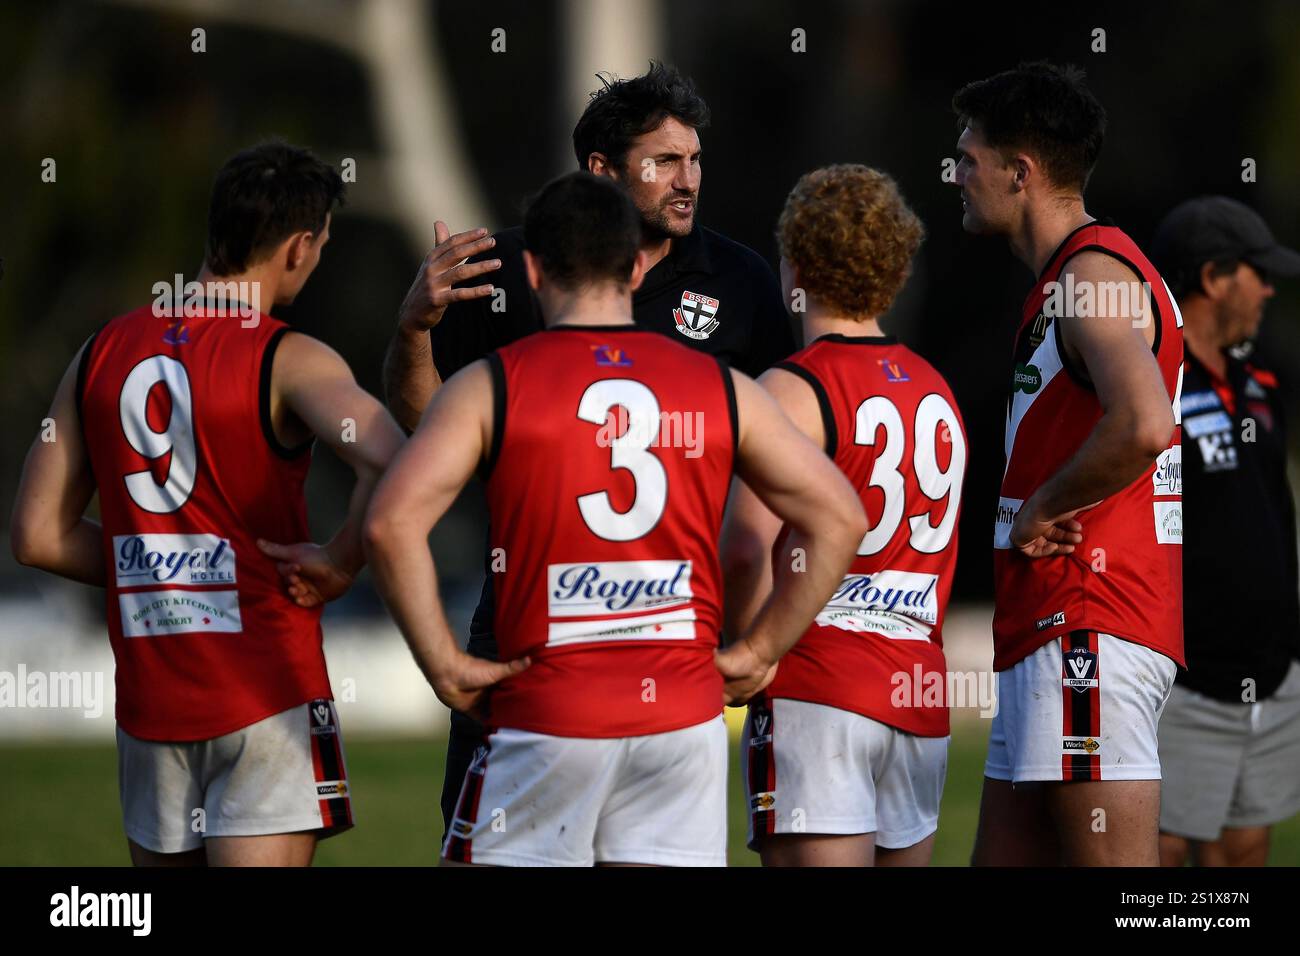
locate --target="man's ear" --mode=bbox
[1199,260,1235,300]
[283,230,315,272]
[588,152,620,181]
[628,250,649,293]
[523,249,543,293]
[1011,153,1033,192]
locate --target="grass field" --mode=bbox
[2,718,1297,866]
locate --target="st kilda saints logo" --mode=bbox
[673,290,721,340]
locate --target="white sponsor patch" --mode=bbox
[993,496,1023,550]
[1177,390,1220,415]
[113,533,236,587]
[1153,500,1182,545]
[119,589,242,637]
[814,569,939,641]
[1152,444,1182,496]
[547,559,692,617]
[545,607,697,647]
[1183,410,1232,439]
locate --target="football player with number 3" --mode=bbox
[722,166,967,866]
[11,142,406,866]
[364,172,865,867]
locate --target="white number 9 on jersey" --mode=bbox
[119,355,197,513]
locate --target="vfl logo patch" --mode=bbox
[1036,611,1066,632]
[310,700,336,735]
[749,713,772,748]
[592,344,632,367]
[1062,649,1098,693]
[468,745,489,776]
[878,359,910,382]
[673,290,721,340]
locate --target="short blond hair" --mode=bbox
[777,164,924,319]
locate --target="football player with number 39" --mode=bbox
[722,165,967,866]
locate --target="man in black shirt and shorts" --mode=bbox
[380,62,796,840]
[1151,196,1300,866]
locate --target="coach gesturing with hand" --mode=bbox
[380,62,796,842]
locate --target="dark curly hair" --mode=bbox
[572,61,710,172]
[952,62,1107,192]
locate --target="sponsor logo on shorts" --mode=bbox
[450,818,473,837]
[750,791,776,811]
[1063,648,1098,692]
[1062,736,1100,755]
[316,780,349,797]
[114,532,235,586]
[1036,610,1066,631]
[1152,445,1182,496]
[1012,362,1042,394]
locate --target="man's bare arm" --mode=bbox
[258,332,406,604]
[1011,251,1176,556]
[717,369,865,701]
[382,222,501,431]
[720,367,827,639]
[364,361,527,715]
[10,341,104,585]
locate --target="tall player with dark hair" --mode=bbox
[952,64,1184,866]
[365,172,864,866]
[380,61,797,836]
[724,165,967,867]
[11,142,406,866]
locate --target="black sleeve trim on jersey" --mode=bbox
[259,327,315,460]
[481,352,507,482]
[773,361,836,457]
[74,326,103,428]
[716,357,739,458]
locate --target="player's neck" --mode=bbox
[542,285,635,329]
[639,234,673,272]
[1012,198,1093,276]
[1181,303,1230,379]
[194,263,280,314]
[803,310,885,344]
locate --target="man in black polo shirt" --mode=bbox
[1150,196,1300,866]
[380,62,796,838]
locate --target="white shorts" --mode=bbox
[442,715,727,867]
[117,699,353,854]
[984,632,1177,783]
[742,698,949,850]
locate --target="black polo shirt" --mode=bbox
[1181,348,1300,701]
[428,222,796,656]
[430,223,795,380]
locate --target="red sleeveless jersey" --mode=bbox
[994,223,1184,670]
[78,304,330,741]
[484,326,735,738]
[760,335,966,736]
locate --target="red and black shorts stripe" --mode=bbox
[1060,631,1102,782]
[746,702,778,839]
[307,698,353,830]
[443,740,491,864]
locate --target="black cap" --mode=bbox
[1152,196,1300,295]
